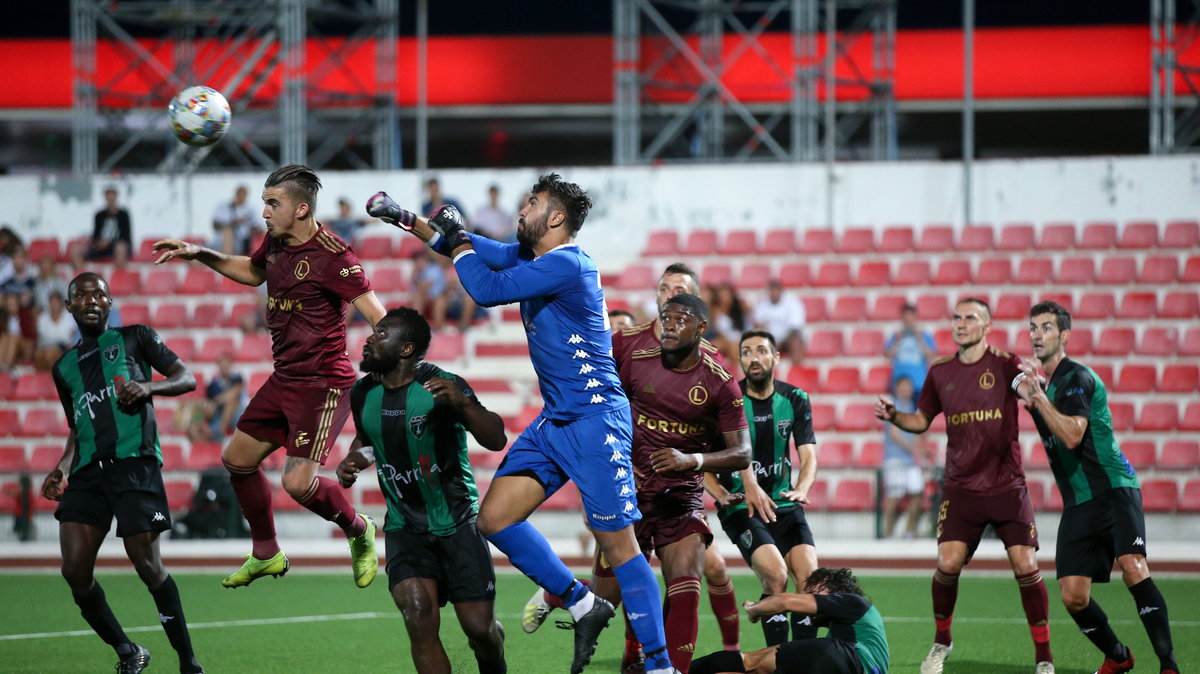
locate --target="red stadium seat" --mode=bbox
[988,329,1011,353]
[818,441,854,468]
[355,235,392,260]
[1035,292,1073,312]
[1098,257,1137,285]
[164,480,195,511]
[957,225,994,251]
[831,480,874,511]
[187,442,224,469]
[932,260,971,286]
[1094,328,1136,355]
[0,443,25,470]
[247,371,271,396]
[396,236,426,260]
[1160,291,1199,319]
[831,296,869,322]
[854,261,890,287]
[1120,441,1156,471]
[870,295,908,321]
[858,441,883,467]
[1115,364,1156,393]
[1185,256,1200,283]
[178,268,215,295]
[865,365,891,393]
[616,263,655,291]
[1160,364,1199,393]
[19,409,68,437]
[1140,480,1178,513]
[1163,219,1200,248]
[1055,258,1095,285]
[1159,441,1200,470]
[933,329,955,354]
[812,262,851,288]
[13,373,57,401]
[679,230,718,257]
[371,267,408,293]
[1180,480,1200,513]
[1025,478,1048,510]
[1017,257,1054,281]
[778,263,810,288]
[878,226,914,252]
[822,366,862,393]
[1025,442,1050,468]
[198,336,236,362]
[468,449,506,470]
[1045,483,1065,512]
[838,404,879,432]
[894,261,931,286]
[1118,292,1157,319]
[804,480,830,511]
[1108,402,1135,431]
[799,229,836,255]
[993,293,1031,321]
[806,330,843,358]
[476,342,529,358]
[120,302,151,327]
[916,294,948,321]
[542,483,581,511]
[1138,256,1179,284]
[973,259,1011,285]
[762,229,797,254]
[1136,402,1179,432]
[837,228,875,254]
[1118,221,1159,249]
[166,336,196,363]
[1183,327,1200,356]
[1039,223,1077,250]
[720,230,758,256]
[643,231,678,257]
[700,263,733,286]
[144,268,180,295]
[27,238,61,263]
[1089,363,1115,388]
[738,263,772,289]
[997,223,1035,251]
[235,334,273,363]
[788,367,821,394]
[31,445,63,471]
[916,226,954,252]
[801,296,827,322]
[160,443,185,467]
[1080,222,1118,250]
[1136,327,1178,356]
[190,302,226,328]
[1076,292,1115,320]
[1184,403,1200,432]
[108,268,142,296]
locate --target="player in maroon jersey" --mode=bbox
[875,297,1054,674]
[153,165,388,589]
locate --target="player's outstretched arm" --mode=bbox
[337,439,376,488]
[351,291,387,327]
[875,394,931,433]
[152,239,266,287]
[744,593,819,622]
[117,359,197,406]
[702,471,745,508]
[40,430,77,501]
[783,442,818,504]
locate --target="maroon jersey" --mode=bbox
[613,326,747,510]
[918,346,1025,495]
[250,225,371,388]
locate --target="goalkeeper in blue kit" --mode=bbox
[367,174,676,674]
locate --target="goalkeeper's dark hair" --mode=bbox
[265,164,322,216]
[802,567,865,597]
[532,173,592,235]
[1029,300,1071,331]
[663,293,708,322]
[662,262,701,294]
[382,306,432,359]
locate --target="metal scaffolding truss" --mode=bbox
[1151,0,1200,153]
[70,0,399,174]
[613,0,896,164]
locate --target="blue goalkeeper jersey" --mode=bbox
[440,233,628,420]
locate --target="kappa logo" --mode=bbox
[627,612,647,621]
[766,614,789,623]
[567,334,583,344]
[295,431,311,447]
[573,349,589,359]
[158,613,175,624]
[619,484,632,496]
[151,512,166,522]
[585,378,601,389]
[589,394,606,404]
[1080,627,1097,634]
[1133,536,1145,547]
[103,344,119,363]
[615,467,628,479]
[604,433,618,445]
[623,501,635,513]
[1139,605,1160,616]
[410,414,428,439]
[579,363,595,375]
[610,448,623,462]
[486,581,496,592]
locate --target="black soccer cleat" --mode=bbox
[568,596,615,674]
[115,643,151,674]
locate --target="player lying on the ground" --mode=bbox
[336,307,507,674]
[689,566,889,674]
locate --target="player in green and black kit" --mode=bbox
[1022,301,1178,674]
[336,307,507,674]
[707,329,819,647]
[41,272,203,674]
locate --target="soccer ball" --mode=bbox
[167,85,231,147]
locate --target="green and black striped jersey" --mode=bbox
[350,362,485,536]
[718,379,816,511]
[52,325,179,474]
[1030,357,1139,508]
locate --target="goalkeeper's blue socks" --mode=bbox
[485,521,581,602]
[612,554,670,671]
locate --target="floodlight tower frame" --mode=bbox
[1151,0,1200,153]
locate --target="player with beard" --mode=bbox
[336,307,508,674]
[707,329,819,648]
[367,173,676,674]
[876,297,1054,674]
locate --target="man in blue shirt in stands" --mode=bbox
[367,173,675,674]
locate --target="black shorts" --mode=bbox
[385,519,496,606]
[55,456,172,537]
[719,504,815,565]
[775,637,864,674]
[1056,487,1148,582]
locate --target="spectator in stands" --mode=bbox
[86,187,132,266]
[327,197,364,243]
[421,176,467,221]
[0,291,33,371]
[0,226,21,285]
[608,309,636,332]
[187,352,247,443]
[33,254,68,312]
[33,292,77,371]
[410,248,450,331]
[884,303,937,397]
[881,375,928,539]
[708,282,749,365]
[238,306,267,337]
[445,273,486,333]
[1,247,36,304]
[473,184,516,241]
[752,278,806,361]
[212,185,258,255]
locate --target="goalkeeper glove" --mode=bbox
[366,191,416,231]
[428,204,471,251]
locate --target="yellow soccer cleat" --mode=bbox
[221,551,289,588]
[348,514,378,588]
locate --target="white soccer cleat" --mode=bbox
[920,642,953,674]
[521,586,553,633]
[1036,662,1055,674]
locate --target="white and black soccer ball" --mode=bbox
[167,85,231,147]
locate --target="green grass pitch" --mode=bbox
[1,569,1195,672]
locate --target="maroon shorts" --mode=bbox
[936,484,1039,561]
[634,509,712,558]
[236,373,351,465]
